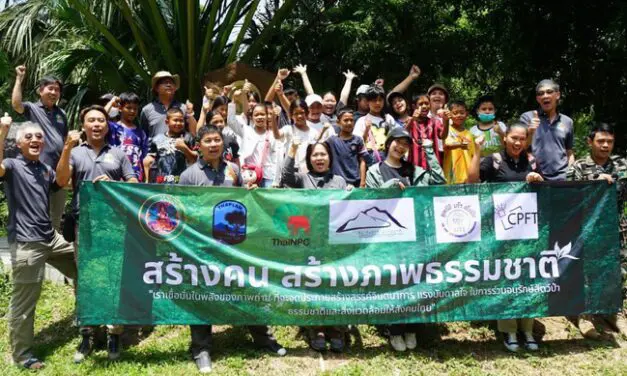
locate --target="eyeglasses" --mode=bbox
[536,89,555,96]
[24,133,44,140]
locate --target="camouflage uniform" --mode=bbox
[568,155,627,300]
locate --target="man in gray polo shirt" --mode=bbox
[140,71,197,140]
[0,114,76,370]
[12,65,69,231]
[519,79,574,181]
[56,105,137,363]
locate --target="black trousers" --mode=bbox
[189,325,276,357]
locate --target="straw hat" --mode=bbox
[152,71,180,90]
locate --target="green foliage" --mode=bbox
[0,0,295,127]
[0,263,9,316]
[255,0,627,153]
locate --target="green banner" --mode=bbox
[77,181,622,326]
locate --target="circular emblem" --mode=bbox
[138,194,185,241]
[441,203,477,238]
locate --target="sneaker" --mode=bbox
[605,314,627,335]
[107,334,120,360]
[390,335,407,352]
[503,332,519,352]
[73,334,92,363]
[404,332,417,350]
[329,337,345,353]
[523,332,538,351]
[310,332,327,352]
[577,317,601,339]
[264,339,287,356]
[194,350,212,374]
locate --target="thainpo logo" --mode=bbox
[272,204,312,247]
[493,193,538,240]
[433,195,481,244]
[329,198,416,244]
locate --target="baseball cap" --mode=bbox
[356,84,369,96]
[385,127,412,152]
[387,91,407,107]
[305,94,323,107]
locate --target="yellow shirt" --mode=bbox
[443,126,476,184]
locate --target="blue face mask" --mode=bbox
[478,113,495,122]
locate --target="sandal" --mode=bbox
[22,358,45,369]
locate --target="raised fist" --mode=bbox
[65,130,82,148]
[241,79,252,94]
[15,65,26,79]
[0,112,12,132]
[410,65,421,79]
[277,68,290,80]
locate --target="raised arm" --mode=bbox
[0,113,12,177]
[415,140,446,185]
[56,130,82,187]
[281,141,304,188]
[265,68,290,103]
[104,95,119,114]
[391,65,421,94]
[226,102,244,138]
[467,136,484,183]
[339,70,357,105]
[293,64,314,96]
[185,100,198,138]
[12,65,27,114]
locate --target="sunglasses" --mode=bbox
[24,132,44,140]
[536,89,556,96]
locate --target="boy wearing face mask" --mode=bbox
[469,95,506,158]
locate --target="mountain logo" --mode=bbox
[329,198,416,244]
[336,207,406,233]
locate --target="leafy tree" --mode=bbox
[225,210,246,233]
[0,0,296,125]
[254,0,627,152]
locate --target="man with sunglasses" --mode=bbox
[519,79,574,181]
[0,114,77,370]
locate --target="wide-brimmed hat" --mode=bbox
[152,71,180,90]
[427,83,449,101]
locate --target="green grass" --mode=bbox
[1,282,627,375]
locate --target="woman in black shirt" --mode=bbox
[468,122,543,353]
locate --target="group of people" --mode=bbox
[2,62,626,372]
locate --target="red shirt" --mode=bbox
[406,117,443,169]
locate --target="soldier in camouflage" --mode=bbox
[568,122,627,337]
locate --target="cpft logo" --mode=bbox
[493,193,538,241]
